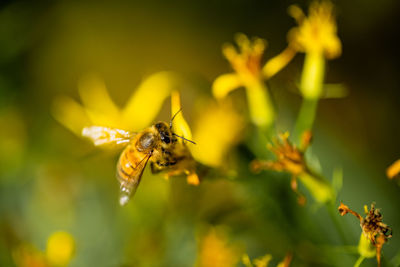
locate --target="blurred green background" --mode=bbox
[1,0,400,266]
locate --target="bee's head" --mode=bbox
[155,122,172,144]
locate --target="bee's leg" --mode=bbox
[150,162,163,174]
[165,168,185,177]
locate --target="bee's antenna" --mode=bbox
[170,108,183,129]
[170,108,195,144]
[173,133,196,145]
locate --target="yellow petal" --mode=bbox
[324,35,342,59]
[212,73,242,99]
[78,74,121,124]
[386,159,400,179]
[288,4,305,24]
[191,99,244,167]
[122,71,181,131]
[235,33,251,54]
[52,96,91,135]
[171,90,192,141]
[262,47,297,79]
[222,43,239,63]
[83,109,123,128]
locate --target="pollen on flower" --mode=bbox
[251,132,307,176]
[186,172,200,185]
[287,0,341,59]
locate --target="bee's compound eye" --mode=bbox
[138,132,155,150]
[155,123,164,129]
[160,132,170,144]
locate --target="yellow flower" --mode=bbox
[287,0,341,101]
[287,1,341,59]
[46,231,75,267]
[251,131,333,204]
[338,202,392,267]
[52,71,199,184]
[196,227,241,267]
[72,78,199,187]
[213,34,295,130]
[220,34,266,85]
[190,99,244,167]
[52,71,182,135]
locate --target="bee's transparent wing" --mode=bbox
[82,126,136,147]
[117,153,152,205]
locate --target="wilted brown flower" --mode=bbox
[251,132,308,175]
[338,202,392,267]
[251,131,314,204]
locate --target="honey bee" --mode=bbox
[82,112,196,205]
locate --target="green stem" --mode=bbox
[245,126,274,160]
[326,202,349,245]
[354,256,365,267]
[298,171,334,203]
[294,98,318,144]
[299,171,349,245]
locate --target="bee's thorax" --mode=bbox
[136,132,156,152]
